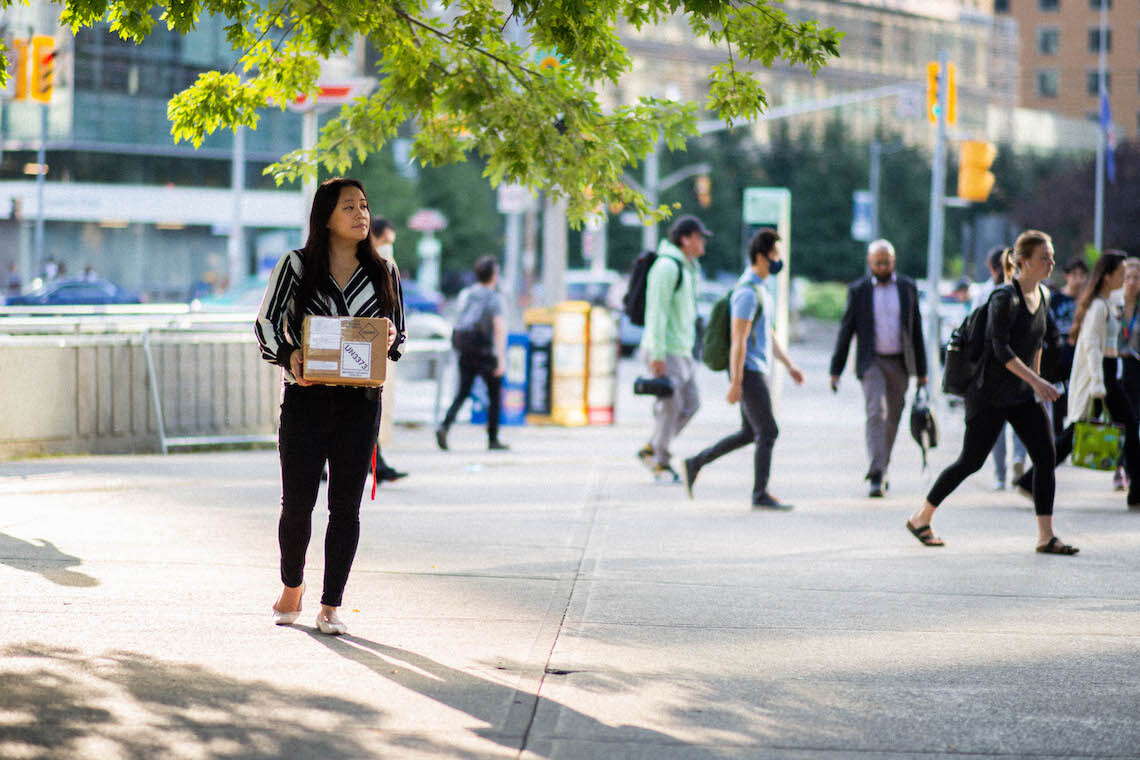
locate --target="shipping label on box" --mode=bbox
[301,316,389,387]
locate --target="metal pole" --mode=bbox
[301,110,319,242]
[33,103,47,277]
[227,125,246,291]
[1093,1,1108,252]
[869,140,882,243]
[541,194,568,306]
[641,145,660,253]
[925,50,949,395]
[502,210,522,329]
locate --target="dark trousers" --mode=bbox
[440,354,501,442]
[1026,359,1140,501]
[690,369,778,503]
[927,399,1056,516]
[278,384,381,607]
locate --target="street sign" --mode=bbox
[852,190,873,242]
[742,187,790,226]
[287,78,376,112]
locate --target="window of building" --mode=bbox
[1089,27,1112,53]
[1036,69,1060,97]
[1038,0,1059,10]
[1037,27,1061,55]
[1088,71,1111,95]
[1089,0,1110,9]
[994,0,1009,10]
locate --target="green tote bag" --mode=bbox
[1072,409,1125,471]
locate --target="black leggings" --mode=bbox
[278,384,381,607]
[1024,358,1140,500]
[927,399,1056,516]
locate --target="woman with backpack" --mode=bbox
[1014,250,1140,510]
[256,178,402,634]
[906,230,1077,555]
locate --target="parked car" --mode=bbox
[4,278,141,306]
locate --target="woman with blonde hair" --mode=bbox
[906,231,1077,554]
[1015,250,1139,510]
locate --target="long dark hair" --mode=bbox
[292,178,397,325]
[1070,250,1126,345]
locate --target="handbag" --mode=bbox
[1071,402,1125,471]
[633,376,674,398]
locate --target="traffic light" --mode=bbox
[957,141,997,202]
[30,35,54,103]
[926,61,958,124]
[12,37,28,101]
[694,174,711,208]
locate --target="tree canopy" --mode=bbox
[22,0,841,222]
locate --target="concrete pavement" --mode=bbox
[2,321,1139,759]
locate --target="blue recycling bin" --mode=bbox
[470,333,529,426]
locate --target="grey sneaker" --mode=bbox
[752,493,793,511]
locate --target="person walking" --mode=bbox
[369,217,408,483]
[907,230,1077,554]
[436,255,509,451]
[636,215,710,483]
[829,239,927,497]
[973,246,1028,490]
[255,177,403,634]
[1047,256,1089,438]
[1014,250,1140,509]
[1115,258,1140,491]
[682,229,804,509]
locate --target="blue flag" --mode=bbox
[1099,88,1116,184]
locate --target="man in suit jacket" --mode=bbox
[830,240,928,497]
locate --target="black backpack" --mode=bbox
[622,251,683,327]
[943,282,1045,397]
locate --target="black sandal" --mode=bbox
[906,520,945,547]
[1036,537,1079,555]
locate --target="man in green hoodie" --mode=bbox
[637,215,710,482]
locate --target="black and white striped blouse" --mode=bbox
[255,249,406,383]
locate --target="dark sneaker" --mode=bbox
[653,464,681,484]
[752,493,793,511]
[683,457,699,499]
[868,477,884,498]
[435,427,449,451]
[637,444,655,470]
[488,440,510,451]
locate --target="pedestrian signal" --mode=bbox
[30,35,54,103]
[957,141,997,202]
[11,38,29,101]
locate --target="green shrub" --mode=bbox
[802,281,848,322]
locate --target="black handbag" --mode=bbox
[633,376,674,398]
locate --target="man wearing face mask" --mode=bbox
[830,239,928,497]
[683,229,804,509]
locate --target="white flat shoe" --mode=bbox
[272,583,304,625]
[315,614,347,635]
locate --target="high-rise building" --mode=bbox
[608,0,1019,150]
[0,2,310,300]
[996,0,1138,138]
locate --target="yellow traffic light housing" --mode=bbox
[694,175,711,208]
[926,61,958,124]
[946,63,957,125]
[957,141,997,202]
[30,35,54,103]
[12,37,29,101]
[926,62,938,123]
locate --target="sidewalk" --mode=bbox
[2,323,1138,759]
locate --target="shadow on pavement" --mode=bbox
[0,643,410,760]
[0,533,98,587]
[308,632,729,759]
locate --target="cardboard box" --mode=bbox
[301,316,389,387]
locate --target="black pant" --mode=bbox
[440,354,501,442]
[278,384,381,607]
[927,399,1056,516]
[690,370,778,503]
[1026,358,1140,501]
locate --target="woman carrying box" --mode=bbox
[255,178,401,635]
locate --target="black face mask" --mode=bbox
[767,258,784,276]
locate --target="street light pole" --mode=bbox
[33,102,47,277]
[869,140,882,242]
[925,50,950,395]
[641,145,660,253]
[1093,1,1108,252]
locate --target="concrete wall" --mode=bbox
[0,332,280,458]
